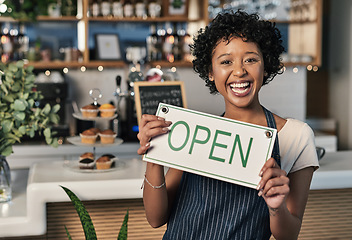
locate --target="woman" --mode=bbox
[137,10,319,239]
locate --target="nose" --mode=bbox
[232,62,247,77]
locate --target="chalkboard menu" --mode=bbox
[134,81,187,125]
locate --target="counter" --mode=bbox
[1,146,352,238]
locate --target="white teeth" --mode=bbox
[230,82,250,88]
[231,88,248,94]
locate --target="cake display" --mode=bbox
[99,129,117,144]
[95,155,113,170]
[99,103,116,118]
[80,129,98,144]
[79,158,95,169]
[81,104,99,118]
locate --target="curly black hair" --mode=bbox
[191,10,285,94]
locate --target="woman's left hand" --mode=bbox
[257,157,290,210]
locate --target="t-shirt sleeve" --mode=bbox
[290,123,320,173]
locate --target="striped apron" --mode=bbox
[163,107,281,240]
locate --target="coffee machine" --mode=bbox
[33,82,70,139]
[114,75,139,142]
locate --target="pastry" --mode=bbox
[99,103,116,118]
[79,158,95,169]
[99,129,117,144]
[89,127,100,134]
[80,129,98,144]
[80,152,94,160]
[96,155,113,170]
[81,104,99,118]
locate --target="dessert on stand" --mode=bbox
[66,88,124,172]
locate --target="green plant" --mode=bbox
[0,60,60,156]
[61,186,129,240]
[2,0,57,21]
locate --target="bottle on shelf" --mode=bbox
[179,24,192,62]
[112,0,124,18]
[147,0,161,18]
[163,22,174,63]
[123,0,134,17]
[0,23,13,63]
[100,0,112,17]
[172,23,181,62]
[155,23,165,61]
[16,23,29,61]
[91,0,101,17]
[146,24,158,62]
[135,0,147,18]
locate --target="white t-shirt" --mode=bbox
[278,118,320,175]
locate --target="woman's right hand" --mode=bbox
[137,114,172,155]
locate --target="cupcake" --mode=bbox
[88,127,101,135]
[80,152,95,160]
[80,129,98,144]
[96,156,113,170]
[79,158,95,169]
[99,129,117,144]
[99,103,116,118]
[81,104,99,118]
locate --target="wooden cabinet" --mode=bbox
[1,0,322,69]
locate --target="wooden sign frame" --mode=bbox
[134,81,187,125]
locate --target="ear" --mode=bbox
[209,74,214,81]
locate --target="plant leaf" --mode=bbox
[43,128,51,138]
[42,103,51,115]
[1,120,13,133]
[1,146,13,157]
[14,99,27,111]
[117,210,129,240]
[13,111,25,121]
[60,186,97,240]
[52,104,61,113]
[64,226,73,240]
[18,126,26,135]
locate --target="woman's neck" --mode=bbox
[223,104,267,126]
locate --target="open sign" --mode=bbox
[143,103,277,189]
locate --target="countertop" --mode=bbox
[1,148,352,237]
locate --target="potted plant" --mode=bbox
[61,186,128,240]
[0,60,60,202]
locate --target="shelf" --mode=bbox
[25,60,194,69]
[36,16,80,21]
[25,60,127,69]
[87,16,198,23]
[149,61,193,68]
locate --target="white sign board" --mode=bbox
[143,103,277,189]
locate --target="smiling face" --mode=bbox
[210,37,265,112]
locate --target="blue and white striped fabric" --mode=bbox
[163,107,281,240]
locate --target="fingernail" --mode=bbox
[256,182,261,190]
[258,189,263,197]
[259,170,263,177]
[145,142,150,147]
[157,117,165,121]
[166,121,172,125]
[162,127,169,132]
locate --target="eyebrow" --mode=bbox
[216,51,261,60]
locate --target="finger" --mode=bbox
[258,174,289,197]
[138,127,170,147]
[261,176,290,197]
[139,114,165,128]
[137,142,151,155]
[138,120,172,143]
[257,167,287,191]
[259,157,278,177]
